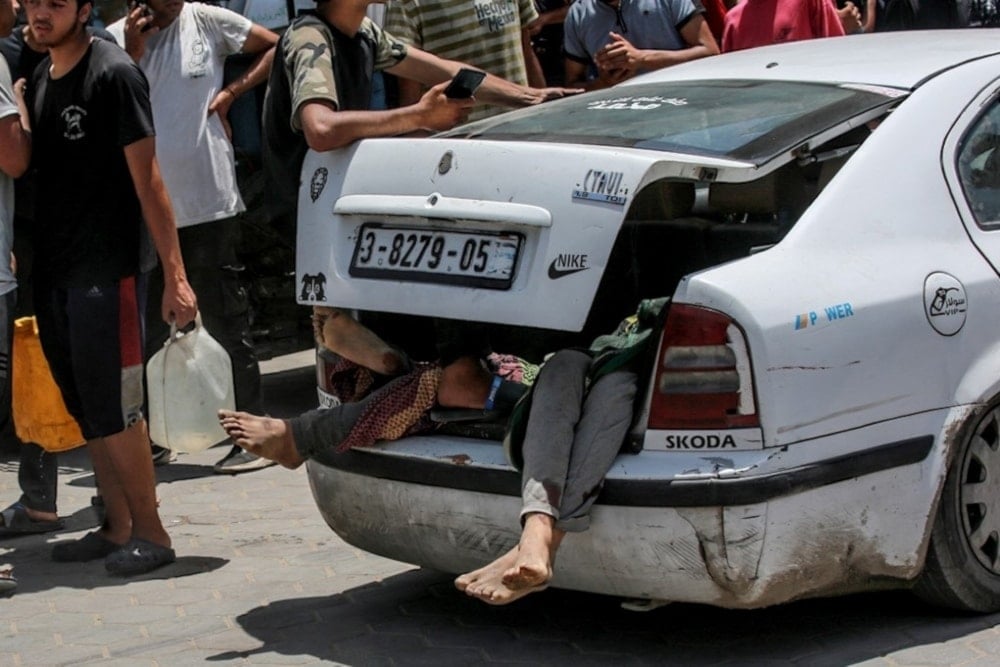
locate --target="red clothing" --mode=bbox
[721,0,846,52]
[702,0,729,44]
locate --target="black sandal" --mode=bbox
[104,538,176,576]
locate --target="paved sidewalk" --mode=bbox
[0,353,416,665]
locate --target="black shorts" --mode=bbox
[34,275,147,440]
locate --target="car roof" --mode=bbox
[625,30,1000,90]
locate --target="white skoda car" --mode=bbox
[295,31,1000,612]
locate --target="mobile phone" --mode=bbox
[444,68,486,99]
[130,0,154,30]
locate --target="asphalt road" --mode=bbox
[2,351,1000,666]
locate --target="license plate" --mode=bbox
[349,224,522,289]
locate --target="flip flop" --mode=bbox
[104,538,176,576]
[0,502,64,537]
[0,563,16,597]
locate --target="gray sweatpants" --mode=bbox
[519,349,637,533]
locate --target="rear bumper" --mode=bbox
[306,407,965,607]
[311,434,932,507]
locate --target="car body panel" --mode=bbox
[673,55,1000,446]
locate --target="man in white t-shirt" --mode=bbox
[109,0,278,474]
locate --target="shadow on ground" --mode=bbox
[220,569,1000,666]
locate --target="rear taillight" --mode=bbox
[647,304,758,429]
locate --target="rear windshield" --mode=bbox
[440,80,902,163]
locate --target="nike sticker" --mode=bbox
[548,254,590,279]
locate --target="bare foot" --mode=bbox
[502,513,563,590]
[217,410,304,469]
[455,546,519,592]
[463,559,549,606]
[312,307,406,375]
[437,356,492,409]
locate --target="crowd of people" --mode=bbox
[0,0,974,600]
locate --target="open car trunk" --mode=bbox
[299,122,875,367]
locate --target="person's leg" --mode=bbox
[502,368,636,594]
[458,350,591,602]
[554,368,637,530]
[3,288,60,527]
[91,421,168,547]
[183,220,262,414]
[219,399,367,468]
[16,443,59,521]
[47,277,172,570]
[313,306,407,376]
[175,220,271,474]
[468,367,638,605]
[33,285,119,553]
[218,352,496,467]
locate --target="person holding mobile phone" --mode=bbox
[108,0,281,475]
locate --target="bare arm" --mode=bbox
[564,56,630,91]
[837,2,862,33]
[564,58,589,89]
[299,44,582,151]
[389,47,579,108]
[123,137,197,327]
[298,81,474,151]
[595,17,718,77]
[0,116,28,177]
[208,25,278,137]
[0,79,30,178]
[862,0,876,32]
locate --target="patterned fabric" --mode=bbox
[337,362,443,452]
[486,352,540,386]
[384,0,537,120]
[324,355,377,404]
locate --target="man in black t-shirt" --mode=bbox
[24,0,197,576]
[0,1,118,540]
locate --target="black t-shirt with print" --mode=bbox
[28,38,155,288]
[2,23,118,222]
